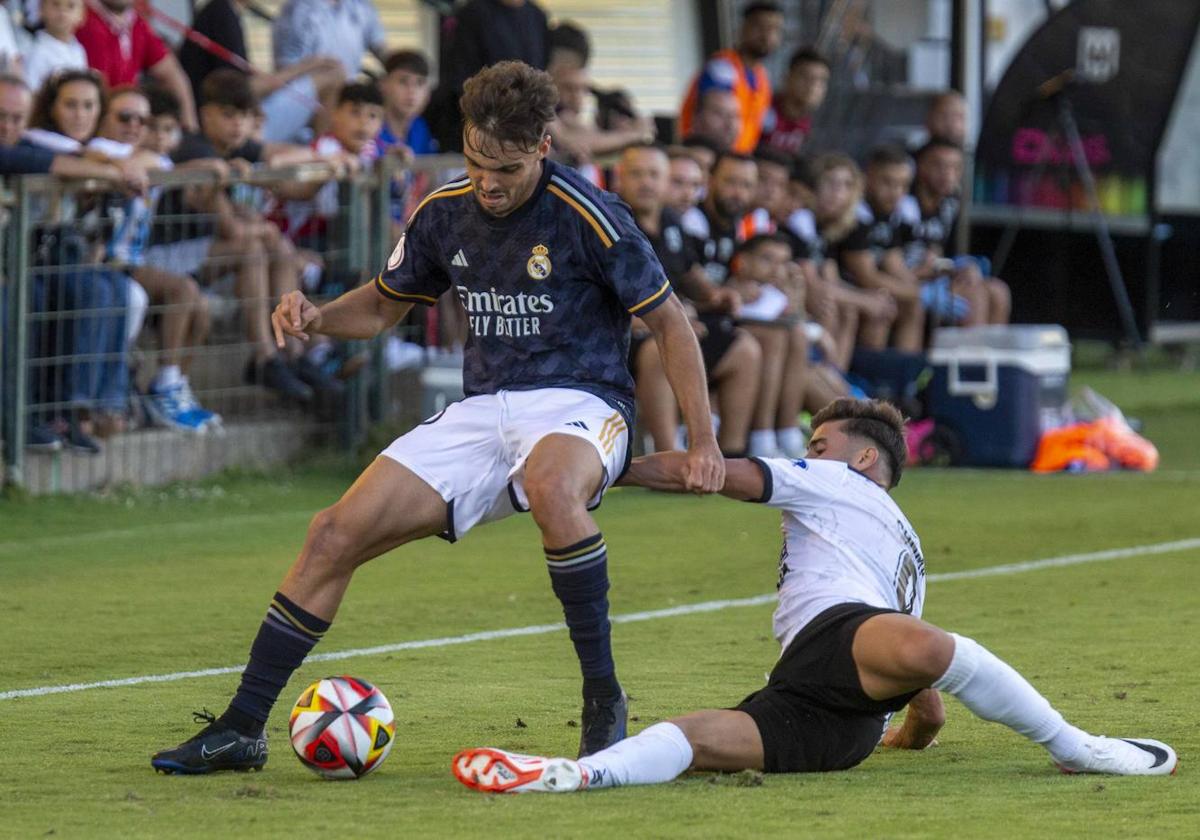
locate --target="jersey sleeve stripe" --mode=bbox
[546,184,614,248]
[746,457,774,503]
[374,273,438,304]
[627,279,671,314]
[550,175,621,243]
[409,180,474,221]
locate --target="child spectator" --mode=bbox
[170,68,320,403]
[21,0,87,92]
[272,80,382,243]
[726,234,823,457]
[376,49,436,158]
[375,50,436,228]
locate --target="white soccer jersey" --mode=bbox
[753,457,926,651]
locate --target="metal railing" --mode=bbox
[0,154,468,493]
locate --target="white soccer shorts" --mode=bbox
[381,388,630,541]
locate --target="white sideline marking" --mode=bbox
[3,537,1198,702]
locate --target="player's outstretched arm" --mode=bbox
[881,689,945,750]
[639,296,724,493]
[618,454,767,501]
[271,285,413,346]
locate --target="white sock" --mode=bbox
[152,365,183,391]
[747,429,779,457]
[776,426,806,457]
[578,722,693,789]
[933,633,1087,763]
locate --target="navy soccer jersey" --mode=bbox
[375,160,671,422]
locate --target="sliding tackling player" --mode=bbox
[453,399,1177,792]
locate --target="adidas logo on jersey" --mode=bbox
[451,249,469,267]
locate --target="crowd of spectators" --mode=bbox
[0,0,1005,462]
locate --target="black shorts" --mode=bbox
[628,315,740,384]
[734,602,920,774]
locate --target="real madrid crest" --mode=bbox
[527,244,552,280]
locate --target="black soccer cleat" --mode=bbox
[152,710,268,775]
[577,691,628,758]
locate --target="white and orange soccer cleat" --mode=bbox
[452,747,585,793]
[1058,737,1178,776]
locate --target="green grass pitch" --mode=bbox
[2,366,1198,838]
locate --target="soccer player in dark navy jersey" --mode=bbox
[152,61,723,774]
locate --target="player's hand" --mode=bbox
[881,724,938,750]
[271,290,322,347]
[683,437,724,494]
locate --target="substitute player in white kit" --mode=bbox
[453,398,1178,792]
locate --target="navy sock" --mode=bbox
[545,533,621,700]
[222,592,330,736]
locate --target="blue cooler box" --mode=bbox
[928,325,1070,467]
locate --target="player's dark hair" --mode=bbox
[144,84,181,120]
[743,1,783,19]
[914,136,964,162]
[867,144,912,170]
[460,61,558,156]
[736,232,792,258]
[811,398,908,488]
[713,150,756,172]
[788,46,831,72]
[753,145,793,171]
[549,21,591,67]
[338,81,383,107]
[201,68,258,112]
[384,49,430,78]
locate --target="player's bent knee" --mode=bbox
[895,625,955,683]
[303,507,362,573]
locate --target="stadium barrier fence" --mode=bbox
[0,154,468,493]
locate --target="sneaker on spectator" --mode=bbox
[179,380,223,430]
[64,421,102,455]
[144,383,212,433]
[245,355,313,404]
[26,422,63,452]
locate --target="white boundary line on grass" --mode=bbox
[3,536,1198,702]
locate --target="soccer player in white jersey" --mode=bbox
[453,398,1178,792]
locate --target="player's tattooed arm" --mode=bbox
[272,285,413,345]
[881,689,945,750]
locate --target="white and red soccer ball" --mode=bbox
[289,676,395,779]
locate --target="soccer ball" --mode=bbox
[289,676,396,779]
